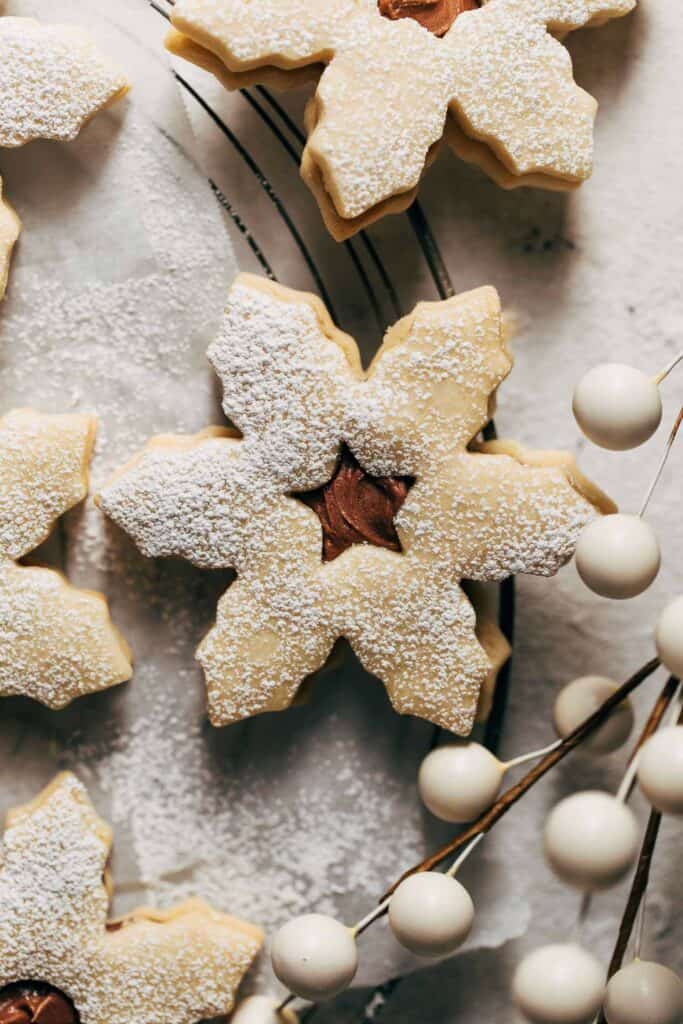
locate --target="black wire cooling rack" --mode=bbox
[146,4,516,1016]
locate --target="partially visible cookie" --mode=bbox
[0,178,20,301]
[0,773,263,1024]
[167,0,635,239]
[0,408,132,708]
[0,17,129,147]
[0,16,128,298]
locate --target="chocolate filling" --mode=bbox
[0,983,78,1024]
[297,445,413,562]
[378,0,480,36]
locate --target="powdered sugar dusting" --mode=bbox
[98,276,607,736]
[0,773,262,1023]
[0,16,128,147]
[170,0,635,227]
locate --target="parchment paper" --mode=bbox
[1,1,681,1020]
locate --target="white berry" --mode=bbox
[553,676,634,755]
[388,872,474,957]
[604,961,683,1024]
[637,726,683,816]
[543,791,639,890]
[576,514,660,600]
[230,995,298,1023]
[270,914,357,1001]
[512,943,605,1024]
[655,596,683,679]
[418,743,504,823]
[573,363,662,451]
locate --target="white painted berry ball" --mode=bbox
[655,596,683,679]
[270,914,358,1001]
[388,872,474,957]
[576,514,660,600]
[230,995,298,1023]
[418,743,504,823]
[637,726,683,816]
[604,961,683,1024]
[553,676,634,755]
[512,943,605,1024]
[543,791,639,890]
[572,363,662,451]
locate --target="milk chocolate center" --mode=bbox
[297,445,413,562]
[0,984,78,1024]
[378,0,480,36]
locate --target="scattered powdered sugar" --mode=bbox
[171,0,636,223]
[0,16,128,147]
[0,773,262,1022]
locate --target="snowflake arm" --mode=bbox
[338,548,491,735]
[0,409,96,560]
[100,902,263,1024]
[446,0,633,183]
[349,286,511,475]
[0,18,129,147]
[398,441,616,580]
[170,0,351,73]
[209,274,360,489]
[96,427,318,574]
[0,562,132,708]
[198,528,336,726]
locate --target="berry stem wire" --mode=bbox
[639,405,683,517]
[594,686,682,1024]
[383,657,661,898]
[654,349,683,385]
[277,659,662,1014]
[616,674,680,803]
[503,738,562,769]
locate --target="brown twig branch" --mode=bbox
[382,657,661,899]
[595,696,683,1024]
[621,674,680,801]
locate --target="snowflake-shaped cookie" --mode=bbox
[166,0,635,239]
[0,773,262,1024]
[97,275,613,735]
[0,409,132,708]
[0,16,129,296]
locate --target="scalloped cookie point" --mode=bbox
[0,409,132,708]
[0,774,263,1024]
[0,17,129,147]
[167,0,636,237]
[98,274,611,736]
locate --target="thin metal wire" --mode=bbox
[639,405,683,516]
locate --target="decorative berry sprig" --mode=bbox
[231,355,683,1024]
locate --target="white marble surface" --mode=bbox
[0,1,681,1022]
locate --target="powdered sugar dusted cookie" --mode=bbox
[0,409,132,708]
[0,772,263,1024]
[0,179,19,301]
[167,0,635,239]
[0,16,129,147]
[97,274,614,736]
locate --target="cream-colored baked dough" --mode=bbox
[0,409,132,708]
[0,17,129,147]
[0,773,262,1024]
[0,178,20,301]
[97,274,614,736]
[166,0,635,239]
